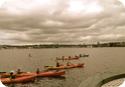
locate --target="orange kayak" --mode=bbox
[1,72,27,78]
[1,70,65,78]
[17,70,65,77]
[81,54,89,57]
[1,75,36,84]
[46,63,84,70]
[37,70,65,77]
[56,57,79,60]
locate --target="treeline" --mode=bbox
[92,42,125,47]
[0,41,125,49]
[0,44,87,49]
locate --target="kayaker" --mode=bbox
[62,56,65,60]
[68,56,71,59]
[36,68,40,74]
[16,69,21,74]
[56,57,58,60]
[75,55,79,58]
[56,61,60,67]
[66,61,72,66]
[79,54,82,57]
[10,71,15,79]
[28,53,32,57]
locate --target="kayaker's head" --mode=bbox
[68,56,71,58]
[17,68,20,71]
[36,68,40,74]
[10,70,14,75]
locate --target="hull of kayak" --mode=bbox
[1,71,65,78]
[46,63,84,70]
[1,72,29,78]
[81,54,89,57]
[1,72,32,78]
[1,75,35,84]
[17,70,65,77]
[37,70,65,77]
[56,57,79,60]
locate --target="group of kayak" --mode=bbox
[55,54,89,60]
[45,63,84,70]
[0,63,84,84]
[0,54,87,85]
[0,69,65,84]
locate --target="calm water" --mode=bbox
[0,47,125,87]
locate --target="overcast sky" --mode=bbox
[0,0,125,45]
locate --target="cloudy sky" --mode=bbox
[0,0,125,45]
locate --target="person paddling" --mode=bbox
[79,54,82,57]
[56,61,60,67]
[68,56,71,59]
[36,68,40,74]
[28,53,32,57]
[16,69,21,74]
[56,57,58,60]
[75,55,79,58]
[66,61,72,66]
[62,56,65,60]
[10,71,15,79]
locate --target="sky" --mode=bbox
[0,0,125,45]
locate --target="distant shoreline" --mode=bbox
[0,41,125,49]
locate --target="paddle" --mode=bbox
[0,72,6,74]
[44,66,53,67]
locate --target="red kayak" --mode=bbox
[1,75,36,84]
[56,57,79,60]
[20,70,65,77]
[46,63,84,70]
[37,70,65,77]
[1,70,65,78]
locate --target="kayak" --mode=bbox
[37,70,65,77]
[1,75,36,84]
[1,72,26,78]
[17,70,65,77]
[81,54,89,57]
[56,57,79,60]
[1,70,65,78]
[46,63,84,70]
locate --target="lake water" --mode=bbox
[0,47,125,87]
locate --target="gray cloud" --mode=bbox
[0,0,125,44]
